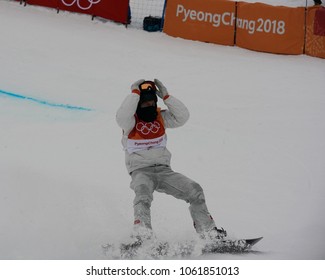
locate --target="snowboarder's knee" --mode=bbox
[133,184,153,206]
[188,183,205,204]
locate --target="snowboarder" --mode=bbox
[116,79,226,244]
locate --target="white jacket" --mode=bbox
[116,93,190,173]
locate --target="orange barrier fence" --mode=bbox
[305,6,325,58]
[163,0,325,59]
[18,0,129,24]
[236,2,305,55]
[164,0,236,46]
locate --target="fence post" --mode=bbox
[160,0,168,31]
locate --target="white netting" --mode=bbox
[129,0,166,29]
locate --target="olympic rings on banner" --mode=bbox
[136,121,161,135]
[61,0,101,11]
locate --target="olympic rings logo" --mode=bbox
[136,121,161,135]
[61,0,101,11]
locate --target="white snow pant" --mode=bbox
[130,165,216,234]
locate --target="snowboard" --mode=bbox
[203,237,263,254]
[102,237,263,259]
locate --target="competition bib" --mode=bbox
[127,109,167,153]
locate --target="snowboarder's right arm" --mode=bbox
[116,79,144,134]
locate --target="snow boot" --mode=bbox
[201,227,227,241]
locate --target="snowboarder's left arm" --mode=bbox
[155,79,190,128]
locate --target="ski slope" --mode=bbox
[0,0,324,259]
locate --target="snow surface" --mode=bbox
[0,0,324,260]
